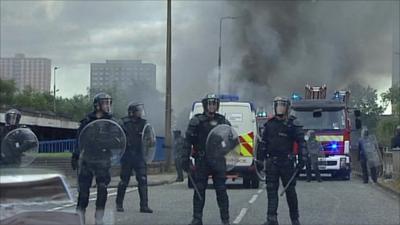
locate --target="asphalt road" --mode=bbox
[58,176,400,225]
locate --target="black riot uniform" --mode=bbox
[0,109,25,166]
[116,102,153,213]
[71,93,115,225]
[182,94,232,225]
[260,97,307,225]
[391,126,400,148]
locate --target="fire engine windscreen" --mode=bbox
[293,109,346,130]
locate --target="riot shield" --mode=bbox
[78,119,126,166]
[254,139,266,181]
[1,128,39,167]
[205,124,240,171]
[141,123,156,163]
[363,135,382,168]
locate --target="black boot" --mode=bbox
[263,215,279,225]
[222,219,230,225]
[95,209,105,225]
[116,182,127,212]
[139,186,153,213]
[188,217,203,225]
[291,218,301,225]
[76,208,86,224]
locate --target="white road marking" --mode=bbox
[233,208,248,224]
[248,194,258,204]
[48,187,138,212]
[257,189,263,194]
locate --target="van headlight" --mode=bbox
[340,158,346,168]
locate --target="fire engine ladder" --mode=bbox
[304,84,327,99]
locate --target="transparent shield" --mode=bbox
[141,123,156,163]
[363,135,382,168]
[78,119,126,166]
[205,124,240,171]
[1,128,39,167]
[254,140,266,181]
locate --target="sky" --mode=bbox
[1,0,399,117]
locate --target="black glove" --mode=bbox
[297,156,307,170]
[254,159,264,170]
[181,158,192,172]
[71,154,79,170]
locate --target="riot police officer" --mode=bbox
[71,92,115,225]
[358,127,379,183]
[181,94,232,225]
[116,102,153,213]
[305,130,322,182]
[391,125,400,148]
[260,97,307,225]
[0,109,22,165]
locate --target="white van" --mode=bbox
[189,97,259,188]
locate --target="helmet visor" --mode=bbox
[206,99,219,113]
[99,99,112,113]
[274,101,289,116]
[6,113,18,126]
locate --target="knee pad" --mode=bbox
[97,182,108,192]
[119,180,128,188]
[138,175,147,185]
[266,182,278,192]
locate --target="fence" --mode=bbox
[38,137,166,162]
[351,147,400,180]
[39,139,76,153]
[382,148,400,179]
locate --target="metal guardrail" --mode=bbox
[382,147,400,179]
[38,137,167,162]
[39,139,76,153]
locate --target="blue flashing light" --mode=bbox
[331,143,338,149]
[333,92,341,100]
[291,93,302,101]
[218,94,239,101]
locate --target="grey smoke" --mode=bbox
[223,0,394,111]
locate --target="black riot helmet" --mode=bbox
[273,96,290,118]
[201,94,220,114]
[128,102,145,118]
[93,92,112,114]
[361,127,369,138]
[5,109,21,126]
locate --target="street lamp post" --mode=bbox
[53,66,59,113]
[217,16,238,95]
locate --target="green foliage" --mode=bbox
[376,116,398,147]
[0,79,17,105]
[347,82,386,131]
[0,79,91,122]
[381,85,400,121]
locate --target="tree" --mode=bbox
[381,85,400,121]
[347,82,385,131]
[377,85,400,147]
[0,79,17,106]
